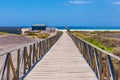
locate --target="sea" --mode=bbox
[20,26,120,31]
[54,26,120,31]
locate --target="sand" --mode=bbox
[0,35,35,52]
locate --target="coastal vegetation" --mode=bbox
[25,31,50,39]
[56,31,63,35]
[0,32,9,35]
[71,31,120,56]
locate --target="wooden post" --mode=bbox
[7,53,10,80]
[9,55,17,80]
[94,48,101,80]
[87,45,92,67]
[24,47,27,74]
[17,49,20,79]
[98,52,102,80]
[29,45,32,68]
[39,42,41,58]
[33,44,35,64]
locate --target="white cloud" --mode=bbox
[68,0,93,5]
[112,2,120,5]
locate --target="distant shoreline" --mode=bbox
[1,26,120,31]
[59,29,120,31]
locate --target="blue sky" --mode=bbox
[0,0,120,26]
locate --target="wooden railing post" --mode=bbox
[33,43,36,64]
[98,52,102,80]
[29,45,32,68]
[23,47,27,74]
[39,42,41,58]
[17,49,20,79]
[87,44,92,67]
[107,55,116,80]
[9,55,17,80]
[7,53,10,80]
[94,48,100,80]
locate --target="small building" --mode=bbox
[32,24,47,31]
[21,28,32,34]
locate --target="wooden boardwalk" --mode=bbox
[25,32,98,80]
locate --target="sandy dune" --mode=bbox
[0,35,35,51]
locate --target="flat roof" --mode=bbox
[32,24,47,26]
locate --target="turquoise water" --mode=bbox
[55,26,120,30]
[20,26,120,30]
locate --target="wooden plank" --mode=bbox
[25,32,98,80]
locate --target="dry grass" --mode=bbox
[112,47,120,56]
[26,31,50,39]
[0,32,9,35]
[71,31,120,54]
[92,36,120,47]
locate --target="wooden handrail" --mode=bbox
[0,32,63,80]
[68,32,120,80]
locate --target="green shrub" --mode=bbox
[85,37,113,52]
